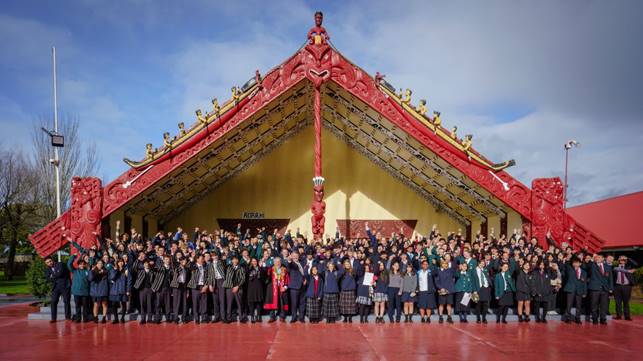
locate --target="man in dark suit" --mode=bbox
[586,254,613,325]
[563,258,587,324]
[208,251,226,322]
[45,257,72,322]
[153,255,173,323]
[187,255,209,324]
[287,251,306,323]
[170,257,190,323]
[613,255,635,321]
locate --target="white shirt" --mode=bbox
[477,267,488,288]
[418,269,429,291]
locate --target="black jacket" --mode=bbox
[46,262,71,290]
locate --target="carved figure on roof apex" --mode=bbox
[374,72,385,84]
[450,126,458,140]
[307,11,329,45]
[463,134,473,158]
[255,70,263,89]
[417,99,427,116]
[196,109,207,125]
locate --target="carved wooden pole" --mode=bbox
[311,85,325,240]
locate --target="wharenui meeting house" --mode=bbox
[29,17,603,256]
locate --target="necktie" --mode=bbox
[576,268,580,280]
[619,267,625,285]
[599,263,604,276]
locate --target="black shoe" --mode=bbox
[343,317,348,323]
[140,319,146,325]
[542,319,547,324]
[501,319,508,324]
[592,320,598,325]
[600,320,607,325]
[525,316,530,323]
[518,315,524,323]
[575,319,582,324]
[348,317,353,323]
[439,316,444,324]
[251,316,256,324]
[268,317,276,323]
[625,317,633,321]
[614,316,622,320]
[290,318,298,324]
[421,317,426,323]
[101,318,107,324]
[447,316,453,324]
[482,319,488,324]
[240,317,248,324]
[112,319,119,324]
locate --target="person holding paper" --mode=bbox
[356,262,376,323]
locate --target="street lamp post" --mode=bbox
[563,140,580,209]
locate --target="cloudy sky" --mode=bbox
[1,0,642,206]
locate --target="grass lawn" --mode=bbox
[0,270,30,295]
[609,299,643,316]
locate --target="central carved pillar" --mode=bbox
[311,85,326,240]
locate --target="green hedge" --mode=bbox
[25,257,51,300]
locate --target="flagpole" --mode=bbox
[52,47,62,262]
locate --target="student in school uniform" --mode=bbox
[515,262,535,322]
[494,262,516,324]
[532,260,554,323]
[356,262,375,323]
[108,258,130,324]
[67,254,91,323]
[472,258,492,324]
[246,257,265,323]
[153,255,173,323]
[372,261,389,324]
[133,259,156,324]
[454,262,474,323]
[338,258,359,323]
[305,265,324,323]
[170,257,190,323]
[223,255,247,323]
[563,257,587,324]
[387,261,404,323]
[586,254,612,325]
[400,263,418,323]
[436,260,456,324]
[321,261,340,323]
[416,259,437,323]
[88,259,110,324]
[186,255,209,324]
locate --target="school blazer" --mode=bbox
[585,262,613,292]
[472,267,492,292]
[169,265,191,288]
[563,266,587,295]
[494,272,516,299]
[133,269,155,290]
[305,275,325,299]
[187,264,210,289]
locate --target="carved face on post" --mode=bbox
[313,184,324,202]
[315,11,323,27]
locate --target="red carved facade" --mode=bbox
[69,177,103,252]
[28,36,605,256]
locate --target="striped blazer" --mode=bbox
[133,269,155,290]
[223,265,246,289]
[187,263,210,289]
[170,265,191,288]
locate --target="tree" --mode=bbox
[26,256,51,300]
[0,149,40,280]
[31,114,100,222]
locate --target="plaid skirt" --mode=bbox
[322,293,339,318]
[306,297,322,319]
[339,290,357,315]
[373,292,388,302]
[356,296,372,305]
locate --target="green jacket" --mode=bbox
[455,269,475,292]
[67,254,90,296]
[494,272,516,298]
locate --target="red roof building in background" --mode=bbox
[567,191,643,251]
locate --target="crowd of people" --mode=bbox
[44,222,636,326]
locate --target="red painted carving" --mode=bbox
[530,178,603,252]
[336,220,417,240]
[69,177,103,252]
[311,184,326,240]
[29,211,70,257]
